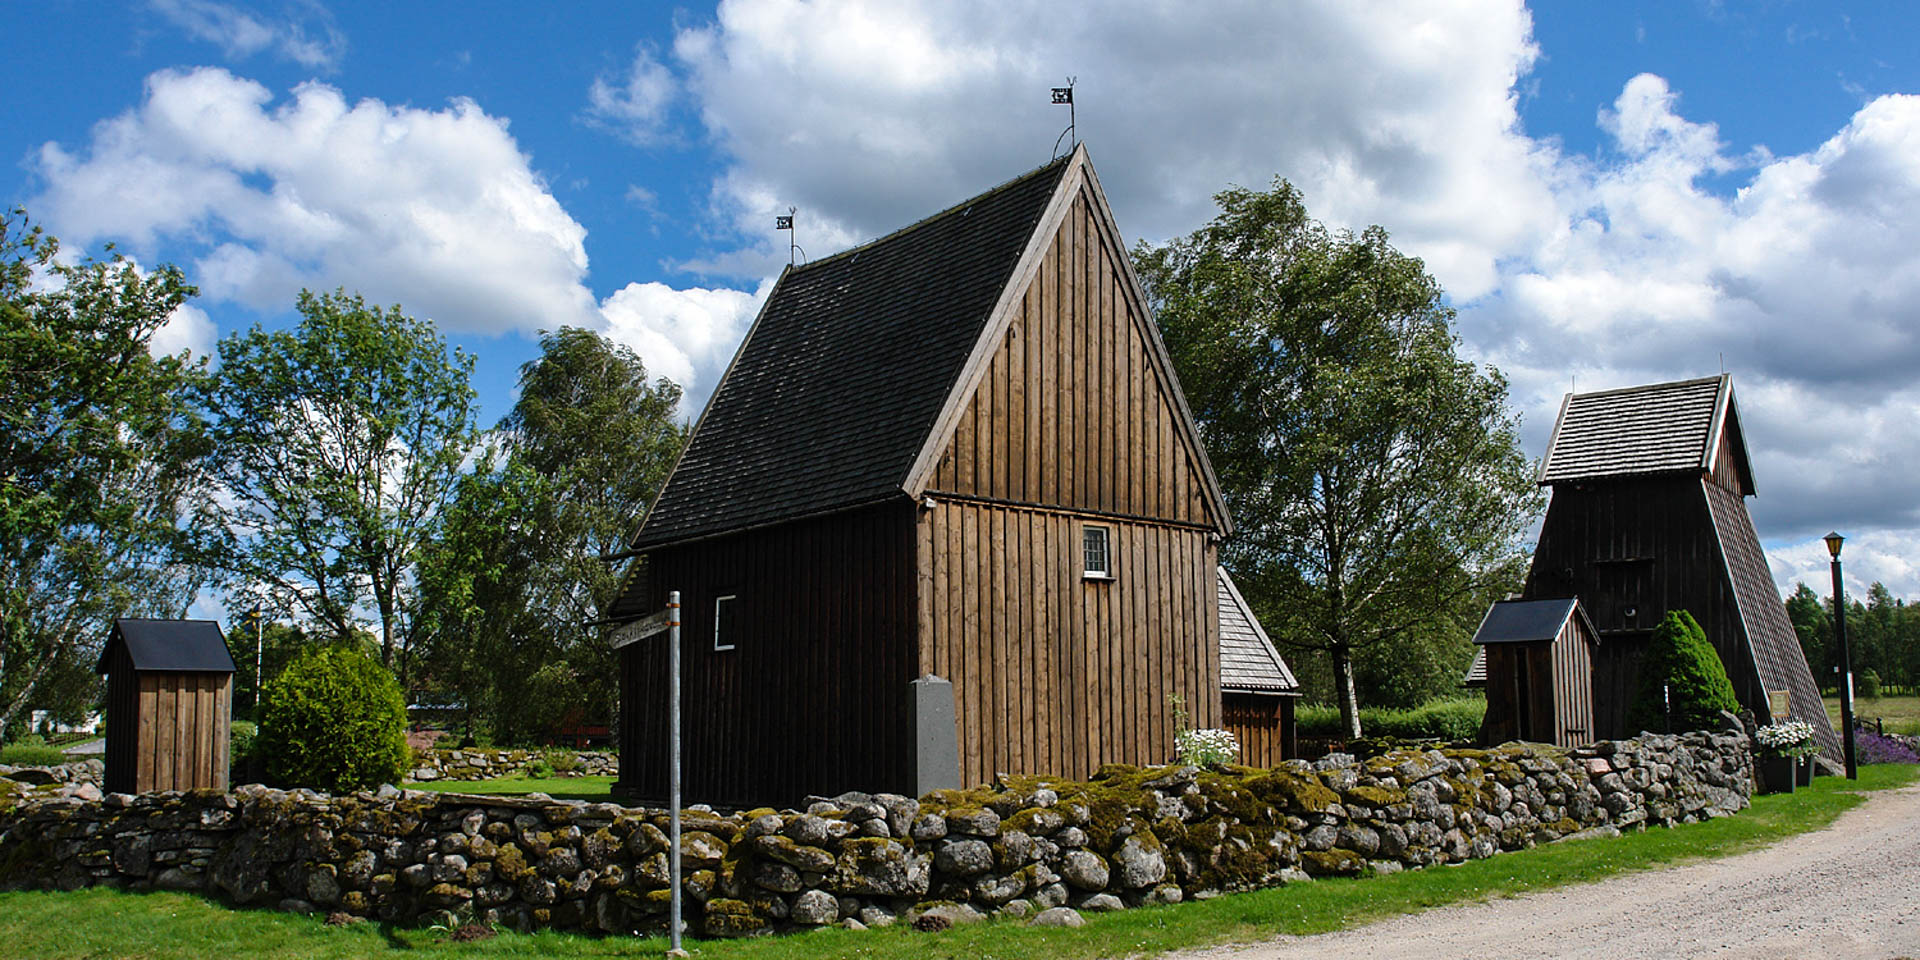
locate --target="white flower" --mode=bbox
[1755,721,1817,757]
[1176,727,1241,766]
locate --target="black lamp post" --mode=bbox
[1824,531,1857,780]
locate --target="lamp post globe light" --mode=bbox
[1824,531,1858,780]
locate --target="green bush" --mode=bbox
[1859,669,1882,700]
[0,738,69,766]
[228,720,258,777]
[542,748,581,775]
[1628,610,1740,734]
[257,644,409,793]
[1295,697,1486,740]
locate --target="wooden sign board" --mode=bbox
[1768,689,1791,721]
[610,609,671,650]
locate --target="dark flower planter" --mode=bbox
[1797,755,1815,787]
[1759,754,1797,794]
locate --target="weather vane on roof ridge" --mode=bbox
[776,206,805,267]
[1051,77,1077,161]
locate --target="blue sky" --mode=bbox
[7,1,1920,599]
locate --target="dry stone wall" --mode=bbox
[406,749,618,782]
[0,731,1751,937]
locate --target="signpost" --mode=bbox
[609,609,670,650]
[608,594,685,953]
[667,591,684,954]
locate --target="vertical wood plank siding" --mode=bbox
[616,502,917,808]
[1551,621,1596,746]
[929,189,1216,528]
[923,500,1219,785]
[1525,476,1767,740]
[1222,693,1295,767]
[108,668,231,794]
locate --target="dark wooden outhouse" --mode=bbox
[1523,375,1840,757]
[1217,567,1300,765]
[96,618,236,794]
[607,146,1235,807]
[1472,598,1600,747]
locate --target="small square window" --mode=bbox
[713,595,738,651]
[1083,525,1112,580]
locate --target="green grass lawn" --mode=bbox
[404,775,617,803]
[2,765,1913,960]
[1827,693,1920,736]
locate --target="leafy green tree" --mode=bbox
[1785,582,1833,692]
[0,210,216,740]
[202,290,478,687]
[257,642,409,792]
[1628,610,1740,733]
[415,328,683,744]
[1133,180,1542,736]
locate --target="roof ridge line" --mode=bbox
[1566,374,1725,402]
[787,154,1074,276]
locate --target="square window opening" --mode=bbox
[1083,525,1113,580]
[714,594,738,651]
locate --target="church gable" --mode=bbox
[916,169,1225,530]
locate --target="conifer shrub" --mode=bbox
[1627,610,1740,734]
[258,644,409,792]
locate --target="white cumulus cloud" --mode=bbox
[32,67,764,414]
[148,0,346,70]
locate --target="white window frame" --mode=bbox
[1082,524,1114,580]
[713,594,738,651]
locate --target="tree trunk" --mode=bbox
[1332,642,1363,739]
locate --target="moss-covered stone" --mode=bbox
[1343,785,1405,808]
[1299,849,1366,876]
[703,898,771,938]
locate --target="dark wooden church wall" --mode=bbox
[616,501,918,808]
[1525,476,1769,738]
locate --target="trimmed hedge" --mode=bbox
[257,644,409,792]
[1297,697,1486,740]
[1628,610,1740,734]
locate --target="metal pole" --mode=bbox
[668,590,684,953]
[1832,558,1858,779]
[255,608,264,712]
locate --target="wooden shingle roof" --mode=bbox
[1704,482,1844,757]
[1540,375,1753,494]
[629,156,1072,551]
[1217,567,1299,695]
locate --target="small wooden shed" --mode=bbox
[96,618,236,794]
[1217,567,1300,766]
[1472,598,1599,747]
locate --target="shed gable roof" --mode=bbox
[1540,374,1754,494]
[97,619,236,674]
[629,155,1072,550]
[1470,597,1590,646]
[1217,567,1299,694]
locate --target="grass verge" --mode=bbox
[2,765,1912,960]
[404,776,616,803]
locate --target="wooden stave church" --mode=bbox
[606,146,1287,808]
[1511,374,1840,758]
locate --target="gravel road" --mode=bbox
[1168,778,1920,960]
